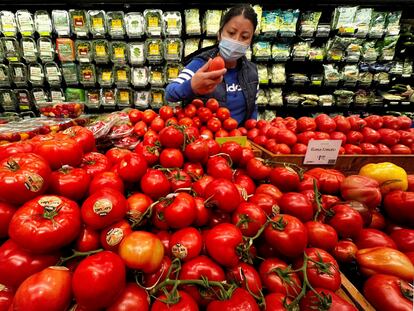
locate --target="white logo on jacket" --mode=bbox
[226,83,242,92]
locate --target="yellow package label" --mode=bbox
[314,55,324,60]
[168,68,179,79]
[312,80,322,86]
[92,17,103,28]
[332,55,342,61]
[149,44,160,56]
[114,47,125,59]
[152,72,162,81]
[95,45,106,57]
[167,18,177,28]
[153,92,162,103]
[120,91,129,102]
[168,43,178,55]
[117,70,127,81]
[215,136,247,147]
[102,71,112,81]
[111,19,122,29]
[148,17,159,28]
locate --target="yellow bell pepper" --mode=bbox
[359,162,408,194]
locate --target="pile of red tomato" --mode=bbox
[0,99,413,311]
[245,114,414,155]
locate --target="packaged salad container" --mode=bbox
[88,10,107,37]
[61,62,79,85]
[107,11,125,38]
[134,91,150,109]
[28,63,45,86]
[21,37,38,63]
[10,62,28,87]
[129,42,145,65]
[101,88,116,109]
[2,37,20,62]
[65,87,85,102]
[93,39,109,63]
[131,67,149,87]
[165,63,182,82]
[0,89,17,111]
[146,39,163,63]
[69,9,89,37]
[32,88,49,106]
[150,88,165,109]
[164,38,182,61]
[79,63,96,86]
[0,11,17,37]
[98,67,114,87]
[300,11,321,37]
[125,12,145,38]
[0,64,11,87]
[34,10,53,37]
[45,62,62,86]
[203,10,222,37]
[184,9,201,35]
[369,11,387,38]
[110,41,128,64]
[114,65,130,86]
[16,10,35,37]
[184,38,200,57]
[163,11,182,37]
[15,89,32,112]
[116,87,133,108]
[144,9,162,37]
[76,40,93,63]
[52,10,71,37]
[38,37,55,62]
[86,89,101,109]
[56,38,75,62]
[149,66,165,86]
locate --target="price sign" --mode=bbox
[304,140,342,165]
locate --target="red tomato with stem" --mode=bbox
[140,169,171,200]
[227,262,263,295]
[117,153,148,183]
[128,109,143,123]
[152,291,198,311]
[216,107,231,121]
[164,192,197,229]
[105,148,131,166]
[169,227,202,261]
[327,204,364,239]
[269,167,300,192]
[204,178,241,213]
[332,240,358,264]
[207,155,233,180]
[159,126,184,149]
[232,202,266,237]
[206,288,259,311]
[300,288,357,311]
[80,152,110,177]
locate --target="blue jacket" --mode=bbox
[165,46,258,125]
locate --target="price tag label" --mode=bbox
[304,140,342,165]
[215,136,247,147]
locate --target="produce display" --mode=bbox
[0,97,413,310]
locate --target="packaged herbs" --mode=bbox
[56,38,75,62]
[69,9,89,37]
[149,66,165,86]
[131,67,149,87]
[300,11,322,37]
[114,64,130,86]
[379,35,399,61]
[64,88,84,102]
[79,63,96,86]
[256,89,268,106]
[98,67,114,87]
[107,11,125,38]
[38,37,55,62]
[279,9,300,37]
[164,38,182,61]
[184,38,200,57]
[270,64,286,84]
[28,63,44,86]
[342,64,359,85]
[2,37,20,62]
[116,87,133,108]
[150,88,165,108]
[292,41,310,60]
[52,10,70,37]
[362,40,379,61]
[253,5,263,35]
[165,63,182,82]
[32,88,48,105]
[308,46,325,61]
[201,39,216,49]
[0,64,11,87]
[386,11,402,36]
[268,88,283,107]
[354,8,372,38]
[61,62,79,85]
[184,9,201,35]
[369,11,387,38]
[76,40,93,63]
[258,64,269,85]
[10,62,28,86]
[110,41,128,64]
[145,39,163,63]
[346,40,362,62]
[323,64,341,85]
[21,37,38,63]
[134,91,150,109]
[93,39,109,63]
[261,10,279,36]
[253,41,271,61]
[129,42,145,65]
[272,43,290,61]
[44,62,62,86]
[34,10,52,36]
[163,11,182,37]
[16,10,35,37]
[144,9,162,37]
[101,88,116,108]
[0,89,17,111]
[86,89,101,109]
[125,12,145,38]
[15,89,32,111]
[358,71,373,85]
[203,10,222,37]
[0,11,17,37]
[331,6,358,35]
[88,10,107,37]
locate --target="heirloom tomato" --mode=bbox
[80,152,110,177]
[34,138,83,170]
[49,166,90,201]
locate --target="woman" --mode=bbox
[165,4,258,125]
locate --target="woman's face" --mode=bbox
[219,15,254,45]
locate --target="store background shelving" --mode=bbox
[0,0,412,118]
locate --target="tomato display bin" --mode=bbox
[250,141,414,174]
[337,272,375,311]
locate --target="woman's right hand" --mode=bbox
[191,59,227,95]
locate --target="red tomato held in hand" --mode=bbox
[0,153,51,206]
[107,282,149,311]
[206,223,243,267]
[9,195,81,253]
[12,266,72,311]
[72,251,126,310]
[34,138,83,170]
[0,239,60,289]
[363,274,413,311]
[259,258,302,297]
[81,188,127,230]
[300,288,357,311]
[204,178,241,213]
[264,214,308,258]
[207,288,260,311]
[209,56,225,71]
[119,231,164,273]
[49,166,90,201]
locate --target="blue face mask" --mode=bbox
[218,37,249,62]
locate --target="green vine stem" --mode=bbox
[57,248,103,266]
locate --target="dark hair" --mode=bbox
[219,4,258,34]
